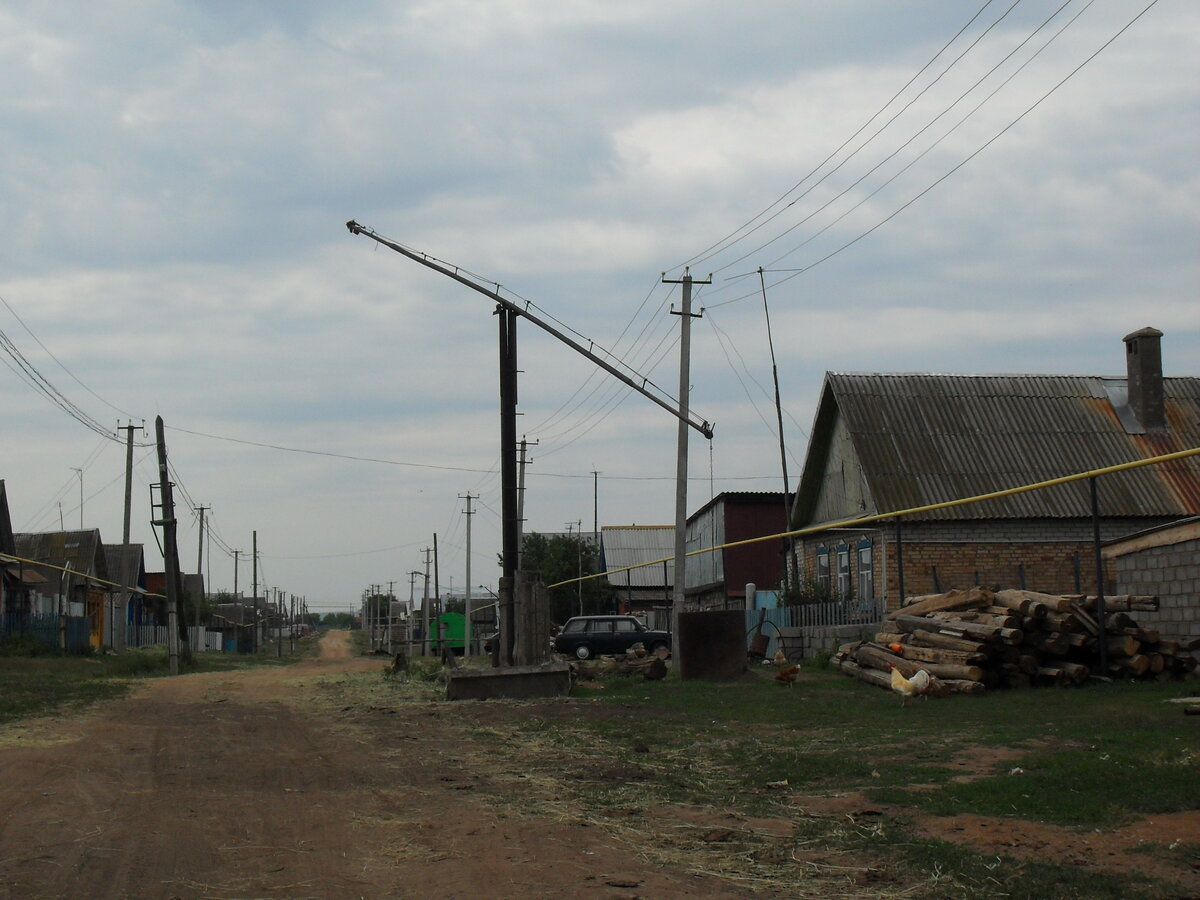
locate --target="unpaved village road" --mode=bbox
[0,632,758,900]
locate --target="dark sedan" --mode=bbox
[553,615,671,660]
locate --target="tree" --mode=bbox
[516,532,610,624]
[320,612,354,629]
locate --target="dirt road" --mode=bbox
[0,632,755,899]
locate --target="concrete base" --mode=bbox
[445,662,572,700]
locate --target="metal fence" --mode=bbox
[1,613,91,653]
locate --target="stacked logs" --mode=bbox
[832,586,1198,696]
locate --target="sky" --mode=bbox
[1,0,1196,614]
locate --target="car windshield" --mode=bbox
[562,619,588,634]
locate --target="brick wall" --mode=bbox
[1112,537,1200,641]
[790,517,1159,610]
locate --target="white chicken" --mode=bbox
[889,665,931,705]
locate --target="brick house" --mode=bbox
[788,328,1200,611]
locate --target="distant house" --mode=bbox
[601,525,674,617]
[102,543,147,650]
[789,328,1200,611]
[685,492,793,611]
[1103,516,1200,641]
[13,529,111,649]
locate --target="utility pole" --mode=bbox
[433,533,440,623]
[422,548,433,657]
[663,269,710,654]
[517,437,536,569]
[70,467,83,529]
[758,268,793,589]
[194,505,209,645]
[460,493,477,658]
[252,531,258,654]
[152,416,186,675]
[592,469,600,611]
[117,419,144,652]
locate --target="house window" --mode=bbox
[856,540,873,601]
[836,545,851,598]
[816,547,830,593]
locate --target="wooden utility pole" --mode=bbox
[758,269,794,589]
[153,416,186,675]
[663,269,710,654]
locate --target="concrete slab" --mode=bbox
[445,662,573,700]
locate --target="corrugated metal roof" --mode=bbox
[601,525,674,588]
[815,373,1200,521]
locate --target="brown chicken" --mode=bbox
[774,664,800,686]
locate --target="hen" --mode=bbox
[774,664,800,686]
[889,665,931,705]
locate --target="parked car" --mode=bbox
[553,615,671,660]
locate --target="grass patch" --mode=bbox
[469,667,1199,896]
[0,657,130,724]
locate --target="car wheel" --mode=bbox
[574,644,592,660]
[650,641,668,655]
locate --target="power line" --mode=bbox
[670,0,1008,274]
[707,0,1161,310]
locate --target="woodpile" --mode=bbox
[832,587,1198,697]
[572,643,669,681]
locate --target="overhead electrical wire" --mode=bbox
[708,0,1089,286]
[704,0,1159,310]
[670,0,1007,274]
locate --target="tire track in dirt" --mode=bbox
[0,632,764,899]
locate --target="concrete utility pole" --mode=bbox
[516,437,536,570]
[194,505,209,643]
[422,548,433,657]
[663,269,710,653]
[252,532,258,654]
[152,416,185,675]
[460,493,477,658]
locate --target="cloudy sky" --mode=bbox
[2,1,1195,613]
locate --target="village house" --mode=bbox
[13,528,112,650]
[788,328,1200,612]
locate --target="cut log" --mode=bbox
[892,587,994,618]
[892,644,986,666]
[1004,590,1074,613]
[905,629,991,655]
[854,643,922,678]
[894,614,1021,645]
[1107,635,1141,657]
[837,657,893,690]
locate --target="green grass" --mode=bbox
[483,669,1199,898]
[0,636,323,723]
[0,657,130,724]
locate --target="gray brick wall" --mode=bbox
[1113,537,1200,641]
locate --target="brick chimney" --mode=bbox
[1123,327,1165,431]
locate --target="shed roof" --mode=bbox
[601,525,674,588]
[796,372,1200,524]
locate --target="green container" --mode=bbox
[430,611,466,653]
